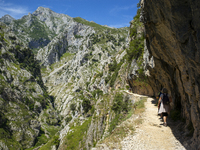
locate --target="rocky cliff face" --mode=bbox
[135,0,200,149]
[0,23,60,149]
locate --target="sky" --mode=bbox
[0,0,139,28]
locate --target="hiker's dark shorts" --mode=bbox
[162,112,168,116]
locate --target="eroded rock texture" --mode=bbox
[141,0,200,149]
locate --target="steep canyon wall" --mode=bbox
[140,0,200,148]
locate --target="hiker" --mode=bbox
[157,88,162,116]
[158,88,172,127]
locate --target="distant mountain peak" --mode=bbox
[0,14,15,24]
[32,6,56,17]
[36,6,52,12]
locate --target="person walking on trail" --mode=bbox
[158,88,172,127]
[157,88,162,109]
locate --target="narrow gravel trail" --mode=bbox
[121,97,186,150]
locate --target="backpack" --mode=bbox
[162,93,169,105]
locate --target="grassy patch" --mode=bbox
[44,125,60,138]
[34,125,60,150]
[61,117,92,150]
[133,98,147,114]
[39,135,60,150]
[60,52,74,60]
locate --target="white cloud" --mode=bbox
[0,1,29,19]
[109,22,130,28]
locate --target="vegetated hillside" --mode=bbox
[127,0,200,149]
[0,22,60,150]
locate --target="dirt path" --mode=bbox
[121,97,186,150]
[93,95,186,150]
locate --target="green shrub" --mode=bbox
[53,135,60,148]
[65,116,72,124]
[64,117,91,150]
[130,27,137,38]
[96,71,103,78]
[110,72,118,87]
[109,60,117,72]
[92,89,103,98]
[111,93,131,114]
[82,98,91,113]
[35,128,48,147]
[70,103,76,111]
[29,103,34,111]
[111,93,124,113]
[90,106,95,114]
[74,34,83,38]
[127,8,144,63]
[108,59,124,87]
[108,114,120,133]
[127,37,144,62]
[15,45,20,50]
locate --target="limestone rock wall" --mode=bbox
[141,0,200,148]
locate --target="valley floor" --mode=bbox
[93,94,187,150]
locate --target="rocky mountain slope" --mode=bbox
[0,7,140,150]
[126,0,200,149]
[0,22,60,150]
[34,8,132,150]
